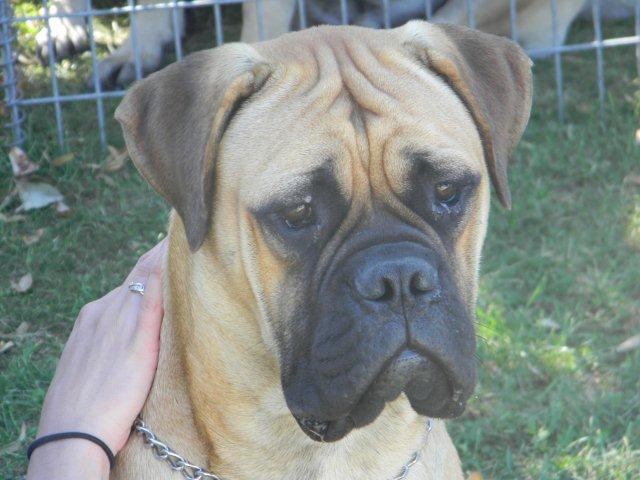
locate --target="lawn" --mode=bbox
[1,8,639,480]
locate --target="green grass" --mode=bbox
[1,11,640,480]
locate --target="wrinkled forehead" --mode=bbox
[219,29,484,208]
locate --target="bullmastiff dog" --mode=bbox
[113,20,532,479]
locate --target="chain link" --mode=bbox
[134,418,221,480]
[389,418,433,480]
[134,417,433,480]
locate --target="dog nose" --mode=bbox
[353,257,439,303]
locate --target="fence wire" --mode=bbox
[2,0,640,150]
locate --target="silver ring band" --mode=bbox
[128,282,145,295]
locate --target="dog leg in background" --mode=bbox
[510,0,586,52]
[96,0,185,89]
[35,0,89,63]
[355,0,447,28]
[431,0,586,53]
[240,0,297,42]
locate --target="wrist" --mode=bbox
[27,437,111,480]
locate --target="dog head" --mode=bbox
[116,21,532,442]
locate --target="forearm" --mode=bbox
[26,439,110,480]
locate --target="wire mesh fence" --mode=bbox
[1,0,639,151]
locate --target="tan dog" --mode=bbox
[36,0,583,88]
[242,0,587,51]
[113,20,532,479]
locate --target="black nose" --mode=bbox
[353,256,439,303]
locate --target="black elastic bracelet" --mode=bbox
[27,432,116,470]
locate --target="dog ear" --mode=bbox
[400,21,533,208]
[115,45,272,250]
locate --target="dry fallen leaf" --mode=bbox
[8,146,39,177]
[468,472,484,480]
[55,201,72,217]
[623,172,640,187]
[615,334,640,354]
[0,212,26,223]
[0,423,27,455]
[51,152,75,167]
[103,145,129,172]
[15,179,64,212]
[21,228,45,246]
[15,321,29,336]
[10,273,33,293]
[0,341,14,354]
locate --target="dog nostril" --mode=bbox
[354,274,395,301]
[377,278,395,302]
[409,271,435,296]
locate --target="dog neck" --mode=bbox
[138,222,462,480]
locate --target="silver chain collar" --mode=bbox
[133,417,433,480]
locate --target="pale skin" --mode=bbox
[26,239,167,480]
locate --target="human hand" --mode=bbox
[26,239,167,479]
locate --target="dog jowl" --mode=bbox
[116,21,532,445]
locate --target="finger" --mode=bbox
[118,272,150,333]
[118,239,167,330]
[88,278,144,338]
[133,262,164,351]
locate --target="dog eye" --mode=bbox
[434,182,461,206]
[282,202,315,230]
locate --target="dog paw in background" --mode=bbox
[35,0,89,63]
[96,7,183,90]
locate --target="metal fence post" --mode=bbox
[550,0,565,123]
[466,0,475,29]
[42,0,65,149]
[592,0,605,120]
[0,0,25,147]
[339,0,349,25]
[509,0,518,43]
[2,0,639,140]
[425,0,433,20]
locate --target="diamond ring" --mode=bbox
[128,282,145,296]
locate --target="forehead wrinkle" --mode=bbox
[340,39,413,115]
[348,101,371,174]
[294,42,371,180]
[333,42,395,117]
[376,126,409,206]
[300,43,344,113]
[293,44,321,96]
